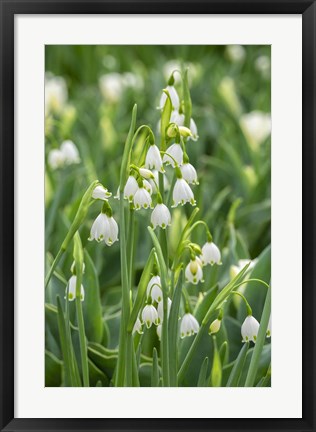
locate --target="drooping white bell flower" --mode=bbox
[170,110,185,126]
[159,85,180,110]
[60,140,80,165]
[139,168,154,179]
[124,176,139,202]
[133,186,152,210]
[255,55,271,79]
[132,317,143,335]
[149,170,170,194]
[92,185,112,200]
[48,149,65,170]
[99,73,124,103]
[180,313,200,338]
[143,179,153,195]
[230,259,256,280]
[66,275,85,302]
[45,74,68,115]
[156,324,162,340]
[157,298,172,322]
[189,118,199,141]
[201,242,221,266]
[266,315,271,338]
[151,203,171,229]
[172,178,196,207]
[146,275,162,303]
[240,111,271,147]
[89,213,119,246]
[185,258,204,285]
[226,45,246,63]
[180,163,198,185]
[163,143,183,167]
[145,144,164,173]
[241,315,260,343]
[141,304,159,329]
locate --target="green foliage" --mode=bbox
[45,45,271,387]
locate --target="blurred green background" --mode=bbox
[45,45,271,387]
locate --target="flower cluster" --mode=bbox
[133,274,172,341]
[89,185,119,247]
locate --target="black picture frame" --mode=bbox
[0,1,315,431]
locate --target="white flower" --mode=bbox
[132,317,143,335]
[241,315,260,343]
[230,259,256,280]
[226,45,246,63]
[185,258,204,285]
[45,74,68,115]
[60,140,80,165]
[189,118,199,141]
[180,163,198,185]
[170,110,185,126]
[141,304,159,329]
[89,213,119,246]
[163,60,181,84]
[156,324,162,340]
[124,176,139,202]
[180,313,200,338]
[99,73,124,103]
[133,187,152,210]
[146,275,162,303]
[209,319,222,335]
[151,203,171,229]
[149,170,169,194]
[48,149,65,170]
[172,178,196,207]
[145,144,164,172]
[201,242,221,266]
[255,55,270,78]
[143,180,153,195]
[157,298,172,322]
[159,85,180,110]
[139,168,154,179]
[122,72,144,91]
[66,275,84,302]
[267,315,271,338]
[163,143,183,167]
[240,111,271,147]
[92,185,112,200]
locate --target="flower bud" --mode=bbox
[209,318,221,335]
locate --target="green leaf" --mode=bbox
[210,336,222,387]
[197,357,209,387]
[88,359,109,387]
[45,350,62,387]
[226,342,249,387]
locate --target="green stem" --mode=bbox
[75,295,89,387]
[126,332,133,386]
[45,247,65,289]
[244,284,271,387]
[168,268,183,386]
[115,192,130,386]
[158,172,168,265]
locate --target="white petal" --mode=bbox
[163,143,183,167]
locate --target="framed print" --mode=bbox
[0,1,315,431]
